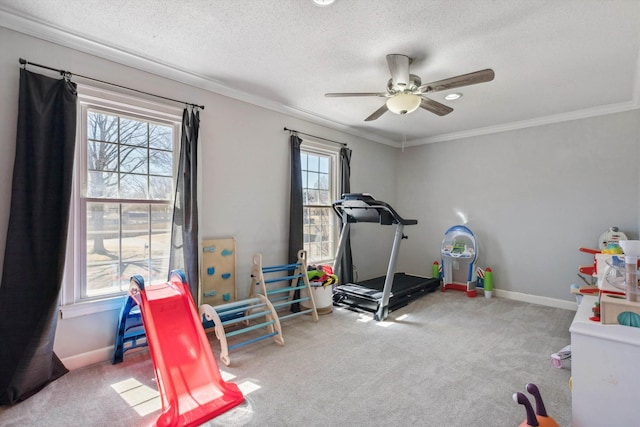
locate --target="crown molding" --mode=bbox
[0,9,396,147]
[2,8,638,150]
[0,10,285,110]
[407,100,640,146]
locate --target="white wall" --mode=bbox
[0,28,397,365]
[396,111,640,302]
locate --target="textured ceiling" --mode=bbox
[1,0,639,147]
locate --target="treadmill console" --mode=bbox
[333,193,417,226]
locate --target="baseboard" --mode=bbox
[495,289,578,311]
[60,346,114,370]
[58,290,576,370]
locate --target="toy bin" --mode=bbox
[301,284,333,314]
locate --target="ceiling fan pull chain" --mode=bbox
[402,114,406,152]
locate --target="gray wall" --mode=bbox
[396,111,640,302]
[0,28,397,364]
[1,25,639,365]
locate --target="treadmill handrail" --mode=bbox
[332,193,417,226]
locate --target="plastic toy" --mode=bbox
[484,267,493,297]
[307,264,338,286]
[441,225,479,297]
[578,227,628,285]
[598,226,627,250]
[112,295,147,364]
[475,267,493,298]
[129,271,244,426]
[201,237,236,307]
[432,261,440,280]
[550,344,571,369]
[513,383,559,427]
[602,243,623,254]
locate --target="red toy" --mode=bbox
[130,271,244,426]
[513,383,559,427]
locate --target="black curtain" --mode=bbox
[338,147,353,284]
[288,134,304,312]
[169,108,200,301]
[288,134,304,264]
[0,69,77,405]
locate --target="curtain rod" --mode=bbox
[19,58,205,110]
[283,127,347,147]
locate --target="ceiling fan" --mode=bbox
[325,54,495,121]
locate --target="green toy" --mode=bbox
[307,265,338,287]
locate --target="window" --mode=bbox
[62,86,181,315]
[301,141,340,265]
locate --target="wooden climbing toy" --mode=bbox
[251,250,319,322]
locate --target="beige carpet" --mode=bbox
[0,291,575,426]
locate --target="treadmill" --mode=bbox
[331,193,439,321]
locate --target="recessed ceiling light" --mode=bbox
[313,0,336,6]
[444,93,462,101]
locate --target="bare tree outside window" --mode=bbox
[84,110,175,297]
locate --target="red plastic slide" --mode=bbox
[130,272,244,427]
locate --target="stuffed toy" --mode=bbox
[513,383,559,427]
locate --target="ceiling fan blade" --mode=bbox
[418,69,495,93]
[386,54,411,89]
[364,103,388,121]
[420,97,453,116]
[325,92,387,97]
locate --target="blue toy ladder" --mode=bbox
[112,295,147,364]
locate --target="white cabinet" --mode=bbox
[570,295,640,426]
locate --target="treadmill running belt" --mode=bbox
[334,273,440,313]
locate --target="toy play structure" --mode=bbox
[129,271,244,426]
[513,383,559,427]
[577,226,628,286]
[199,294,284,366]
[440,225,479,297]
[200,237,283,366]
[200,237,237,306]
[251,250,319,322]
[331,193,440,321]
[198,250,316,366]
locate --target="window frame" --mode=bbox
[60,85,181,319]
[300,139,341,265]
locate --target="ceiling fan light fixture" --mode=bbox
[386,93,421,115]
